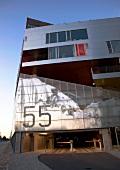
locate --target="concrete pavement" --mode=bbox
[1,141,120,170]
[0,141,51,170]
[108,149,120,159]
[8,152,51,170]
[0,141,9,170]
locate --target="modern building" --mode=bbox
[11,17,120,153]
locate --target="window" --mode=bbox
[49,45,75,59]
[111,40,120,53]
[58,31,66,42]
[49,44,87,59]
[50,32,57,43]
[24,36,27,41]
[71,29,88,41]
[46,28,88,44]
[49,47,58,59]
[28,24,37,28]
[106,41,113,53]
[107,40,120,53]
[75,44,86,56]
[59,45,75,58]
[46,33,49,44]
[67,31,71,41]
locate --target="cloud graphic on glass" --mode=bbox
[15,77,120,131]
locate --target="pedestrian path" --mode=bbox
[8,151,51,170]
[107,149,120,159]
[1,141,120,170]
[0,141,10,170]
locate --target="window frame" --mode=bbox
[58,31,66,42]
[46,28,88,44]
[59,45,75,58]
[71,29,88,41]
[50,32,57,43]
[106,40,120,54]
[46,33,50,44]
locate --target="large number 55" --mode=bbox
[23,106,35,128]
[39,106,51,127]
[23,105,51,128]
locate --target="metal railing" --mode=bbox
[92,65,120,74]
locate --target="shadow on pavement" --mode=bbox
[38,152,120,170]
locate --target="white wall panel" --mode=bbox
[23,17,120,61]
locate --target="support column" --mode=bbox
[34,133,40,151]
[49,135,54,149]
[100,129,111,151]
[15,132,21,153]
[70,140,73,152]
[22,133,31,153]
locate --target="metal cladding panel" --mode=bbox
[14,74,120,132]
[23,17,120,61]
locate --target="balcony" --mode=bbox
[22,54,48,63]
[92,65,120,79]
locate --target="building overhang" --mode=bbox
[22,56,89,67]
[20,60,94,86]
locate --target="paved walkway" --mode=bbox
[1,141,120,170]
[8,152,51,170]
[8,147,120,170]
[0,141,51,170]
[0,141,9,170]
[107,149,120,159]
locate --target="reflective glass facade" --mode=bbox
[14,74,120,132]
[46,29,88,44]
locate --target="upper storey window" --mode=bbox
[67,31,71,41]
[50,32,57,43]
[28,24,38,28]
[49,44,87,59]
[59,45,75,58]
[46,29,88,44]
[71,29,88,41]
[46,33,49,44]
[107,40,120,53]
[58,31,66,42]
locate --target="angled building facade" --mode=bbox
[11,17,120,153]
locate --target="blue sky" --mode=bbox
[0,0,120,137]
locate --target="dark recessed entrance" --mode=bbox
[54,130,100,148]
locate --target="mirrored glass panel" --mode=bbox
[49,47,58,59]
[14,74,120,132]
[71,29,88,41]
[106,41,113,53]
[50,32,57,43]
[59,45,74,58]
[46,29,88,44]
[67,31,71,41]
[111,40,120,53]
[58,31,66,42]
[46,33,49,44]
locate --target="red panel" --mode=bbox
[76,44,86,56]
